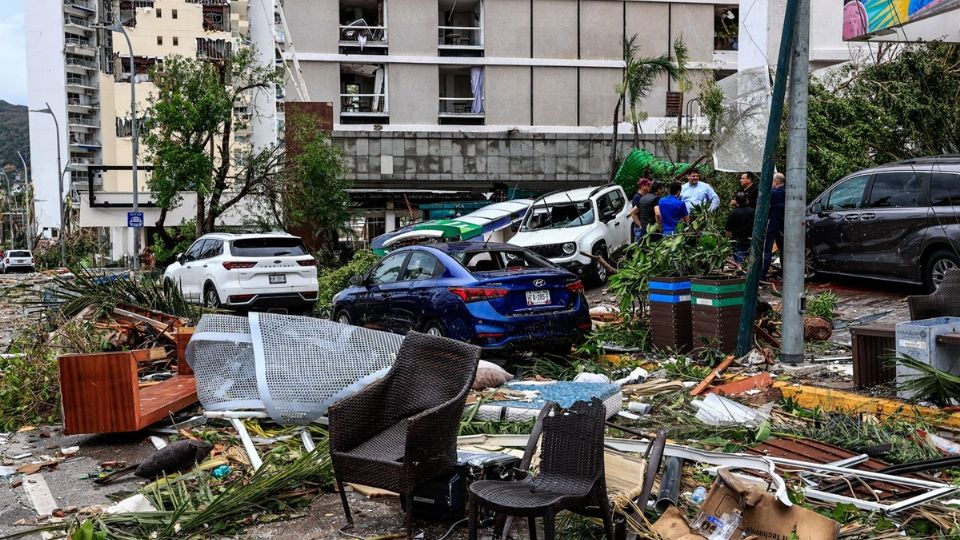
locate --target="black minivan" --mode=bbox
[806,156,960,290]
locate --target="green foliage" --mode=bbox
[0,100,28,168]
[896,354,960,407]
[700,78,725,143]
[609,208,732,315]
[613,148,713,198]
[578,319,650,356]
[806,291,838,322]
[281,112,351,248]
[33,229,106,269]
[151,219,197,267]
[0,324,60,430]
[622,35,678,134]
[803,42,960,200]
[315,250,378,317]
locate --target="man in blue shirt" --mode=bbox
[680,170,720,212]
[763,172,787,277]
[658,182,689,235]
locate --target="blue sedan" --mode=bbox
[332,242,592,353]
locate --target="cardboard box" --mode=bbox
[653,470,839,540]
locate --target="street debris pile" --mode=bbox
[2,265,960,539]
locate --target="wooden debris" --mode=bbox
[804,316,833,341]
[706,373,773,397]
[690,355,735,396]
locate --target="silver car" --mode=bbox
[1,250,34,273]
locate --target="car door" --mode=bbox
[391,251,445,332]
[358,252,409,330]
[806,174,870,273]
[607,188,632,248]
[596,191,629,249]
[856,170,929,278]
[177,239,209,301]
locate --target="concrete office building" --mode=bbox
[282,0,860,239]
[25,0,277,261]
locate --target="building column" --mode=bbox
[384,201,397,233]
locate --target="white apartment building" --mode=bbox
[25,0,278,261]
[282,0,864,239]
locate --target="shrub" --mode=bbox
[315,250,378,318]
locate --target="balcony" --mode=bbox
[197,38,232,60]
[65,56,98,73]
[68,115,97,130]
[339,0,387,52]
[439,65,483,125]
[69,135,102,148]
[64,14,92,30]
[202,6,230,32]
[714,6,739,51]
[438,0,482,56]
[63,0,95,15]
[65,37,97,56]
[66,75,97,91]
[67,97,99,113]
[340,63,388,123]
[70,156,97,166]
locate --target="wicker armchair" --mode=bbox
[467,398,613,540]
[328,331,480,539]
[908,269,960,320]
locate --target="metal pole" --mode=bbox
[1,169,12,247]
[118,25,140,271]
[45,101,67,268]
[735,0,799,357]
[781,0,810,364]
[17,151,32,252]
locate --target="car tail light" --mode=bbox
[297,259,317,267]
[223,261,257,270]
[229,294,256,303]
[301,291,318,299]
[449,287,509,302]
[577,322,593,330]
[566,280,584,293]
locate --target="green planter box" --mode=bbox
[690,277,745,354]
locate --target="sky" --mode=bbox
[0,0,26,105]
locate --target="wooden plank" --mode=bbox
[175,327,195,376]
[137,376,198,429]
[774,382,960,430]
[706,373,773,397]
[936,333,960,346]
[690,355,735,396]
[59,351,140,435]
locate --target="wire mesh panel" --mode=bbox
[712,66,771,173]
[187,313,404,424]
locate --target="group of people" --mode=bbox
[628,169,786,277]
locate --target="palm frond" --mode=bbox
[895,354,960,407]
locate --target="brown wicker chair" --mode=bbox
[908,269,960,320]
[328,331,480,539]
[467,398,613,540]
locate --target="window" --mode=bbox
[156,8,161,17]
[521,200,595,231]
[823,175,869,211]
[402,252,443,280]
[454,250,550,272]
[929,173,960,206]
[184,240,208,262]
[157,35,163,46]
[200,240,223,259]
[369,253,407,285]
[230,237,308,257]
[173,36,179,46]
[172,9,177,18]
[866,172,926,209]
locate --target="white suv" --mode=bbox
[1,250,34,273]
[163,232,319,312]
[508,185,632,284]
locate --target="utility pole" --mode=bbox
[17,152,32,252]
[736,0,799,357]
[781,0,810,364]
[1,169,13,248]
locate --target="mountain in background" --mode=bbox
[0,101,28,171]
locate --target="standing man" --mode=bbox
[658,182,690,236]
[735,172,759,208]
[725,192,755,264]
[763,172,787,277]
[680,170,720,212]
[630,179,662,241]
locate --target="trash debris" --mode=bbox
[804,316,833,341]
[692,393,772,427]
[573,372,612,384]
[690,355,735,396]
[472,359,513,390]
[95,439,213,485]
[615,366,649,386]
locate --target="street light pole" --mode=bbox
[29,102,67,267]
[0,169,13,248]
[110,22,140,271]
[17,151,32,253]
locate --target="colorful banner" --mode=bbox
[844,0,960,40]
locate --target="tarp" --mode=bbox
[844,0,960,41]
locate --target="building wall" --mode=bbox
[389,64,439,123]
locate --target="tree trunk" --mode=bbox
[610,94,624,180]
[154,206,174,247]
[631,115,640,150]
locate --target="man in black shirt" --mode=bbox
[725,192,755,263]
[735,172,759,208]
[630,179,662,241]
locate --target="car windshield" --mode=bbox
[521,200,594,231]
[230,238,308,257]
[453,249,552,272]
[7,251,30,257]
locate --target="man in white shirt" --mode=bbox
[680,170,720,212]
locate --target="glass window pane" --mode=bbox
[866,172,926,208]
[370,253,406,285]
[825,175,869,211]
[402,252,442,280]
[929,173,960,206]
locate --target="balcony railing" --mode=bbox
[70,156,96,165]
[66,57,98,69]
[340,94,386,114]
[438,26,482,47]
[439,97,481,115]
[64,14,92,26]
[70,137,101,147]
[66,76,95,87]
[68,98,99,109]
[65,37,95,50]
[339,22,387,47]
[68,116,97,127]
[64,0,94,10]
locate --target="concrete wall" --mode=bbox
[388,0,437,55]
[284,0,338,53]
[579,67,621,127]
[389,64,439,123]
[299,63,341,114]
[532,67,577,125]
[484,0,531,58]
[532,0,577,59]
[669,4,714,63]
[626,2,671,57]
[581,1,623,60]
[485,66,531,125]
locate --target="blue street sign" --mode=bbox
[127,211,144,228]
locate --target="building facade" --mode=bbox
[283,0,860,239]
[25,0,278,261]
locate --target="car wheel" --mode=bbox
[589,245,608,286]
[926,249,960,291]
[203,284,222,309]
[422,320,446,337]
[334,310,352,326]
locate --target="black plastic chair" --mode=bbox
[908,268,960,320]
[467,398,614,540]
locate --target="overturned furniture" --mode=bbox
[468,398,614,540]
[328,332,480,540]
[187,313,405,469]
[907,269,960,320]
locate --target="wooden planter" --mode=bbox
[691,277,745,354]
[648,276,692,352]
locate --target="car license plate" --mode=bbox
[269,274,286,284]
[526,290,550,306]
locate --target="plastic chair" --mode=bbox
[908,268,960,320]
